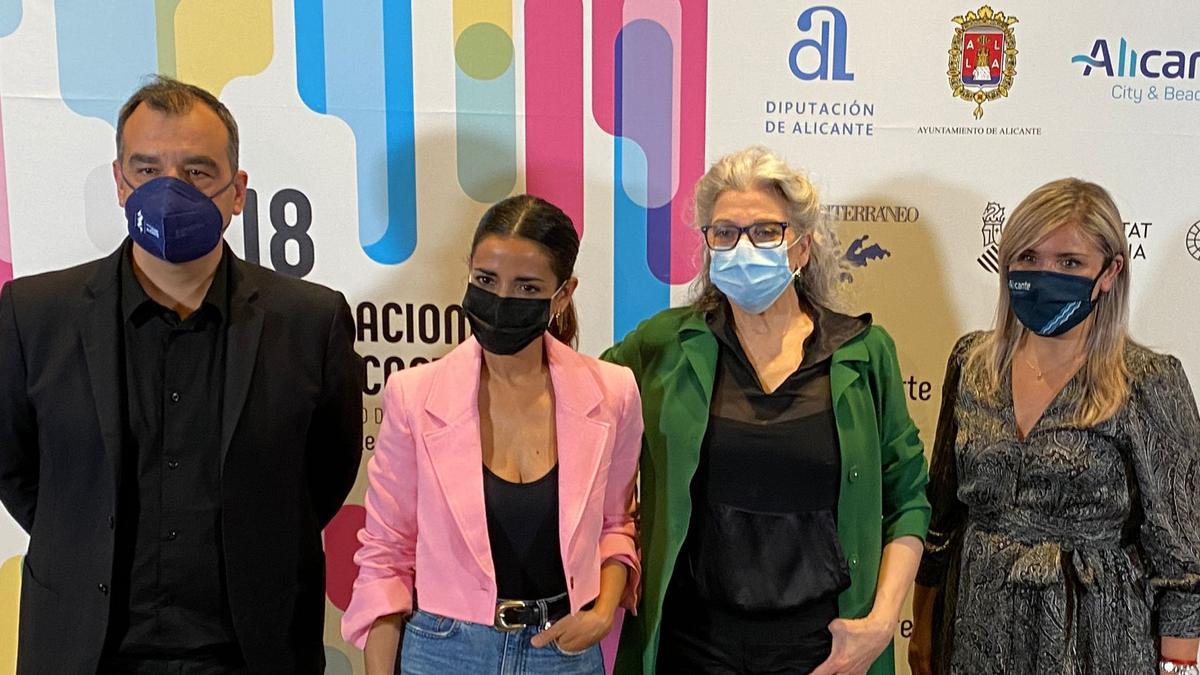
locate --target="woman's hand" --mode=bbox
[530,607,614,653]
[810,614,895,675]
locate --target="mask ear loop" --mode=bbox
[548,279,570,328]
[1090,254,1114,293]
[783,228,810,279]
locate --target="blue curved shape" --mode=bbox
[613,137,670,342]
[612,29,670,342]
[294,0,416,265]
[1070,55,1103,67]
[375,0,417,264]
[0,0,22,37]
[294,0,326,114]
[55,0,157,125]
[616,22,675,286]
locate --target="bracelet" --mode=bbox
[1160,658,1200,675]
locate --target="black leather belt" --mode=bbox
[493,592,571,631]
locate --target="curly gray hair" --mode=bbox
[690,145,846,312]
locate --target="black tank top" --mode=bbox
[483,464,568,600]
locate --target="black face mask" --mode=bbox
[462,283,552,355]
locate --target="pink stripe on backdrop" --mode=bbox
[622,0,681,202]
[669,1,708,282]
[590,0,623,136]
[525,0,585,237]
[0,91,11,287]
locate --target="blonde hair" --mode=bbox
[967,178,1133,426]
[690,146,846,312]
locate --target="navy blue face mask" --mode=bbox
[1007,265,1108,337]
[123,175,234,263]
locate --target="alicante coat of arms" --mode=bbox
[948,5,1018,119]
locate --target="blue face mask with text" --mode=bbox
[1007,267,1107,337]
[123,176,233,263]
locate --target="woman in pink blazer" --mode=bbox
[342,195,643,674]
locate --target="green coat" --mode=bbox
[602,306,931,675]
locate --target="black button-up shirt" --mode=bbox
[106,245,238,658]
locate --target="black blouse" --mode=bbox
[483,464,568,600]
[674,297,868,616]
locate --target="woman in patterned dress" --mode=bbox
[909,178,1200,674]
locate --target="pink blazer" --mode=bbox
[341,336,643,648]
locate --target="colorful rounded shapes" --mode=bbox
[455,23,513,81]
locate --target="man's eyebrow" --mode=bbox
[182,155,220,170]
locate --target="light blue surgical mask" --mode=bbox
[709,239,799,314]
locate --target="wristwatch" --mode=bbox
[1160,660,1200,675]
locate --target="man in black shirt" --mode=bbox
[0,76,363,673]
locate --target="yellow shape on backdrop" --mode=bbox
[173,0,273,97]
[155,0,184,77]
[453,0,512,40]
[0,555,22,674]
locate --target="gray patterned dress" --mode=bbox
[917,332,1200,674]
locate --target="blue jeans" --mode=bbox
[400,609,604,675]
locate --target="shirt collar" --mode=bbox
[707,284,871,368]
[120,240,231,325]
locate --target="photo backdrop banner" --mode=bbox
[0,2,1197,672]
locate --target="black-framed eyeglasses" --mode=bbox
[701,222,789,251]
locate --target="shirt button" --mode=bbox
[167,530,178,541]
[167,460,179,470]
[848,466,861,483]
[849,555,860,568]
[169,391,181,403]
[97,583,109,595]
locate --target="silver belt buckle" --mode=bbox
[494,599,527,632]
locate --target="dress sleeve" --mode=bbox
[915,334,974,588]
[1128,354,1200,638]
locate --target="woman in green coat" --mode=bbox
[603,146,930,675]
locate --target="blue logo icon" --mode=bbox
[789,6,854,81]
[1072,38,1200,79]
[844,235,889,267]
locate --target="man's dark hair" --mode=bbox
[115,75,239,171]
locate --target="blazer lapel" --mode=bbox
[830,338,869,406]
[667,315,718,475]
[678,314,718,404]
[546,338,609,549]
[221,261,265,468]
[422,339,493,578]
[80,247,127,490]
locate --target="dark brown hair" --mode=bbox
[470,194,581,347]
[116,75,240,171]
